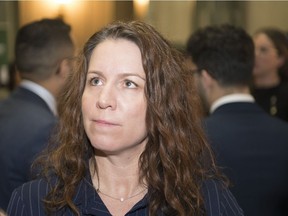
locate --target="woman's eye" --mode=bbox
[90,77,102,86]
[259,47,268,53]
[125,80,137,88]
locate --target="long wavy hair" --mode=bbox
[36,20,221,215]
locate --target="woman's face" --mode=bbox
[253,33,283,77]
[82,39,147,155]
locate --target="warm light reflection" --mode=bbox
[133,0,150,19]
[54,0,72,5]
[52,0,74,19]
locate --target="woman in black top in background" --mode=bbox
[252,27,288,121]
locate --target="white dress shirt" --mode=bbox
[210,94,255,114]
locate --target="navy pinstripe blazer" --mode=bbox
[7,175,244,216]
[0,87,57,211]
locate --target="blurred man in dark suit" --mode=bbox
[0,18,74,211]
[186,24,288,216]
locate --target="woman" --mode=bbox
[7,21,243,216]
[252,27,288,121]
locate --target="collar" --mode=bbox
[20,80,57,116]
[210,94,255,114]
[73,169,149,215]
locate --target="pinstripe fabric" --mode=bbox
[202,179,244,216]
[7,177,243,216]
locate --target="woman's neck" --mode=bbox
[89,154,147,216]
[90,151,146,199]
[254,71,280,88]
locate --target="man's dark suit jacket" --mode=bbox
[0,87,57,211]
[203,102,288,216]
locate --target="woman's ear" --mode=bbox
[276,55,285,68]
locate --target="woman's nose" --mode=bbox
[96,84,117,110]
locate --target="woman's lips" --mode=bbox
[93,119,120,126]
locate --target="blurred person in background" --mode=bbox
[0,18,74,212]
[251,27,288,121]
[186,24,288,216]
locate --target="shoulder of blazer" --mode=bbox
[8,87,54,116]
[202,179,244,216]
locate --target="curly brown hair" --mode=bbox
[36,20,221,216]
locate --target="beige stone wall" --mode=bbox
[11,1,288,53]
[146,1,196,48]
[18,1,115,53]
[245,1,288,35]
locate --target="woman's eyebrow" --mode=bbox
[87,70,146,81]
[87,70,101,75]
[119,73,146,81]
